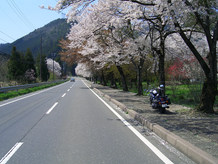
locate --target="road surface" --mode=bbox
[0,79,195,164]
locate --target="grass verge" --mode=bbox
[103,81,217,110]
[0,81,66,101]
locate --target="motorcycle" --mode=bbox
[149,85,171,113]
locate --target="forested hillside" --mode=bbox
[0,18,70,58]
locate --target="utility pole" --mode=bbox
[40,35,42,81]
[53,53,54,81]
[52,53,56,81]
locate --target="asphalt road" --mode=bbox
[0,79,195,164]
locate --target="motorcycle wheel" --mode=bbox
[159,107,166,114]
[150,97,153,104]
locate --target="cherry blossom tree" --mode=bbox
[46,58,62,77]
[165,0,217,113]
[75,62,92,77]
[60,1,130,90]
[165,32,209,81]
[56,0,153,93]
[53,0,217,112]
[25,69,36,83]
[128,0,217,112]
[123,20,152,95]
[59,39,82,66]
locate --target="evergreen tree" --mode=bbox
[36,54,50,81]
[24,48,36,72]
[7,46,24,81]
[24,48,37,83]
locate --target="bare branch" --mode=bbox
[120,0,155,6]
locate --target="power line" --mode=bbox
[0,38,8,43]
[11,0,36,29]
[0,30,15,41]
[0,3,17,27]
[7,0,34,30]
[0,0,37,43]
[7,0,35,31]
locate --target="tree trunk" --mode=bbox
[172,22,217,113]
[153,48,166,94]
[116,65,128,91]
[131,58,144,95]
[94,76,98,84]
[167,1,217,113]
[159,53,165,93]
[137,70,143,95]
[110,72,117,88]
[136,58,144,96]
[198,79,216,113]
[152,36,166,95]
[101,70,107,86]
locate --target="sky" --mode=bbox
[0,0,66,44]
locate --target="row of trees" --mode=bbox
[54,0,217,113]
[7,47,49,83]
[0,54,8,85]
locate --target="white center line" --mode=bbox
[0,142,23,164]
[46,102,58,115]
[62,93,66,97]
[67,89,70,92]
[83,81,174,164]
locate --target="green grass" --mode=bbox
[95,80,218,110]
[165,84,202,107]
[0,81,66,101]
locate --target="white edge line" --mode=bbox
[0,142,23,164]
[0,82,68,108]
[82,80,174,164]
[62,93,66,98]
[46,102,58,115]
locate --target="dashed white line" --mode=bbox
[62,93,66,97]
[67,89,70,92]
[0,142,23,164]
[46,102,58,115]
[83,81,174,164]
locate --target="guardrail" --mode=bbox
[0,80,65,93]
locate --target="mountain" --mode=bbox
[0,18,71,58]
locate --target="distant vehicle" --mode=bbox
[70,77,75,82]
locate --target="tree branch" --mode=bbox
[212,20,218,45]
[120,0,155,6]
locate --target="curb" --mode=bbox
[91,84,218,164]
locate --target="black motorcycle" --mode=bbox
[149,85,171,113]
